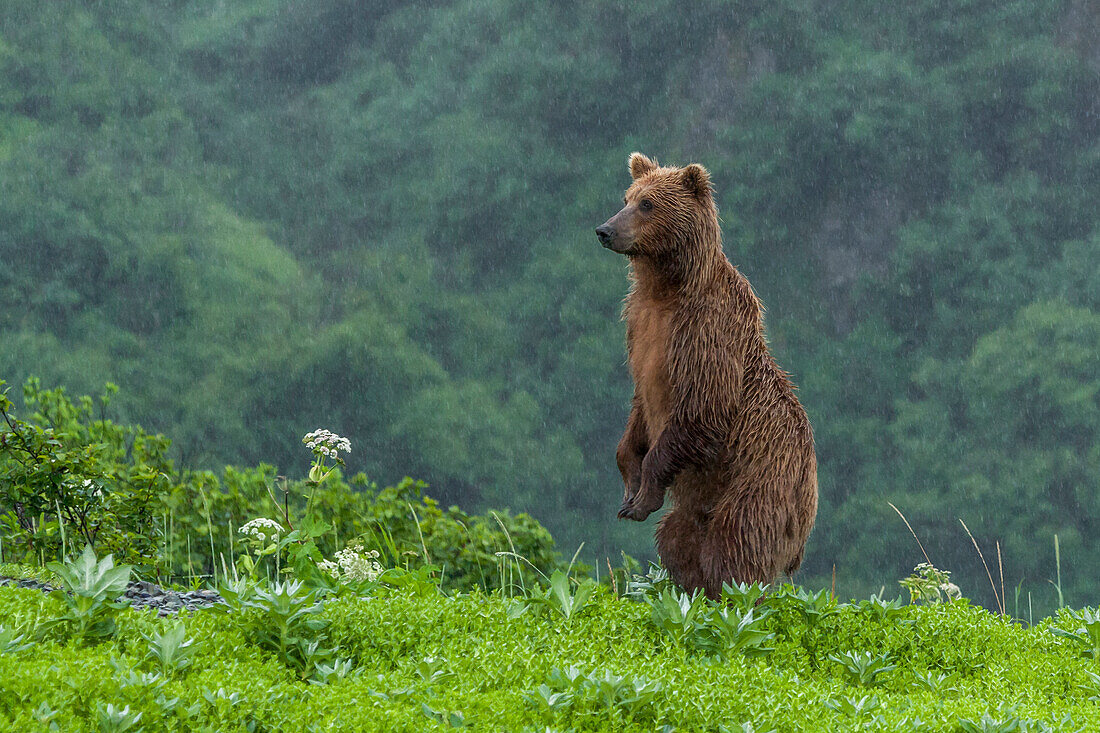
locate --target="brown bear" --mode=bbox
[595,153,818,598]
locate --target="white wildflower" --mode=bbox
[302,428,352,456]
[239,517,285,542]
[322,543,383,583]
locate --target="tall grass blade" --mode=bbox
[406,502,431,565]
[198,485,217,586]
[1051,534,1065,610]
[959,519,1002,615]
[566,542,585,578]
[888,502,932,566]
[492,511,526,597]
[996,541,1005,619]
[55,499,67,562]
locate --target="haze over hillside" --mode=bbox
[1,0,1097,607]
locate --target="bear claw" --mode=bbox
[618,502,654,522]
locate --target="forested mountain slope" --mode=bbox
[1,0,1097,606]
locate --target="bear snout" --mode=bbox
[595,224,615,248]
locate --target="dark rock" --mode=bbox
[0,576,227,616]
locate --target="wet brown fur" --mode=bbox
[600,153,818,598]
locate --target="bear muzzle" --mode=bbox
[595,224,634,254]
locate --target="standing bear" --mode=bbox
[596,153,818,598]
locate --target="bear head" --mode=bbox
[595,153,717,261]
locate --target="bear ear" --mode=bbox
[680,163,713,200]
[629,152,658,180]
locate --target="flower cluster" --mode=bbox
[899,562,961,604]
[303,429,352,460]
[318,542,383,583]
[239,517,285,543]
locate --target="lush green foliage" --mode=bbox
[142,621,197,677]
[0,379,565,591]
[0,1,1098,609]
[0,379,172,569]
[6,572,1100,730]
[39,544,133,643]
[229,579,333,679]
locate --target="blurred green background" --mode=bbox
[1,0,1097,608]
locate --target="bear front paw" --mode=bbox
[617,501,640,521]
[617,495,661,522]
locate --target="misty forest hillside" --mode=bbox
[1,0,1098,607]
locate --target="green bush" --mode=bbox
[0,379,172,570]
[1,378,566,591]
[165,468,566,592]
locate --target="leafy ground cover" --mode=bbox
[3,562,1100,732]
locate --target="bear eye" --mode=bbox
[640,199,653,212]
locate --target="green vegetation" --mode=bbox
[39,544,134,644]
[2,3,1098,724]
[0,378,566,592]
[4,555,1100,731]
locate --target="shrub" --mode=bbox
[0,379,172,570]
[1,378,566,591]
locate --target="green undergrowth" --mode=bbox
[3,578,1100,731]
[0,562,55,582]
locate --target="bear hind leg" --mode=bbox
[654,506,708,596]
[698,500,776,599]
